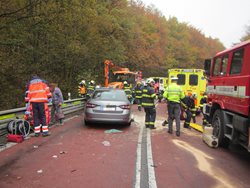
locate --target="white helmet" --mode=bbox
[191,92,197,98]
[90,80,95,85]
[123,81,128,85]
[171,76,178,81]
[80,80,86,85]
[146,78,155,84]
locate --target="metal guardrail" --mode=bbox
[0,98,86,146]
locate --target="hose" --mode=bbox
[7,119,30,138]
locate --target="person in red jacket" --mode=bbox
[26,75,52,137]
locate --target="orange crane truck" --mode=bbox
[104,60,141,89]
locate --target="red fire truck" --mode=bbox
[204,39,250,151]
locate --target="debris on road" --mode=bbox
[102,141,111,147]
[37,169,43,174]
[60,151,67,154]
[104,129,122,134]
[33,145,38,149]
[52,155,58,159]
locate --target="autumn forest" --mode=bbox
[0,0,233,110]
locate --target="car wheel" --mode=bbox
[84,120,90,126]
[127,121,131,126]
[212,109,229,148]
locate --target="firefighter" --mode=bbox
[26,75,52,137]
[134,81,143,111]
[142,78,157,129]
[200,92,209,125]
[78,80,87,98]
[163,77,184,136]
[123,81,133,103]
[86,80,96,99]
[181,93,197,129]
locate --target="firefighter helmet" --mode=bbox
[191,92,197,99]
[123,81,128,85]
[80,80,86,85]
[146,78,155,84]
[90,80,95,85]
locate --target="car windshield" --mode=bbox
[92,90,127,101]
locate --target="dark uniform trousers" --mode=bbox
[167,101,181,133]
[32,102,46,128]
[184,109,192,128]
[144,107,156,128]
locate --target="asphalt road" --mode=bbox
[0,103,249,188]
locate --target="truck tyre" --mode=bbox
[212,109,230,148]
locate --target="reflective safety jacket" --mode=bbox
[199,95,207,109]
[87,84,95,95]
[123,84,132,98]
[26,76,52,103]
[78,85,86,95]
[163,83,184,103]
[181,96,196,115]
[142,85,156,108]
[134,85,143,99]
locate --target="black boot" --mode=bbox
[162,120,168,126]
[176,131,180,137]
[150,125,156,129]
[184,122,189,128]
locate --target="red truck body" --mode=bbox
[204,39,250,151]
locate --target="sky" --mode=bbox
[141,0,250,48]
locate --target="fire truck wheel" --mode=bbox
[212,109,230,148]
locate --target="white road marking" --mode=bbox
[147,128,157,188]
[134,123,143,188]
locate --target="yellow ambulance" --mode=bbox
[168,69,206,108]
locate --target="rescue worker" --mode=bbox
[123,81,133,103]
[49,83,64,125]
[200,92,209,125]
[163,77,184,136]
[134,81,143,111]
[142,78,157,129]
[86,80,96,99]
[78,80,87,98]
[26,75,52,137]
[181,93,197,129]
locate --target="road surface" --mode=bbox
[0,103,249,188]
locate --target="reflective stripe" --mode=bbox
[30,98,48,102]
[207,85,248,98]
[29,89,46,94]
[142,103,154,106]
[149,122,155,125]
[142,94,155,98]
[34,125,41,133]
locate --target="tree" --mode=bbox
[241,24,250,42]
